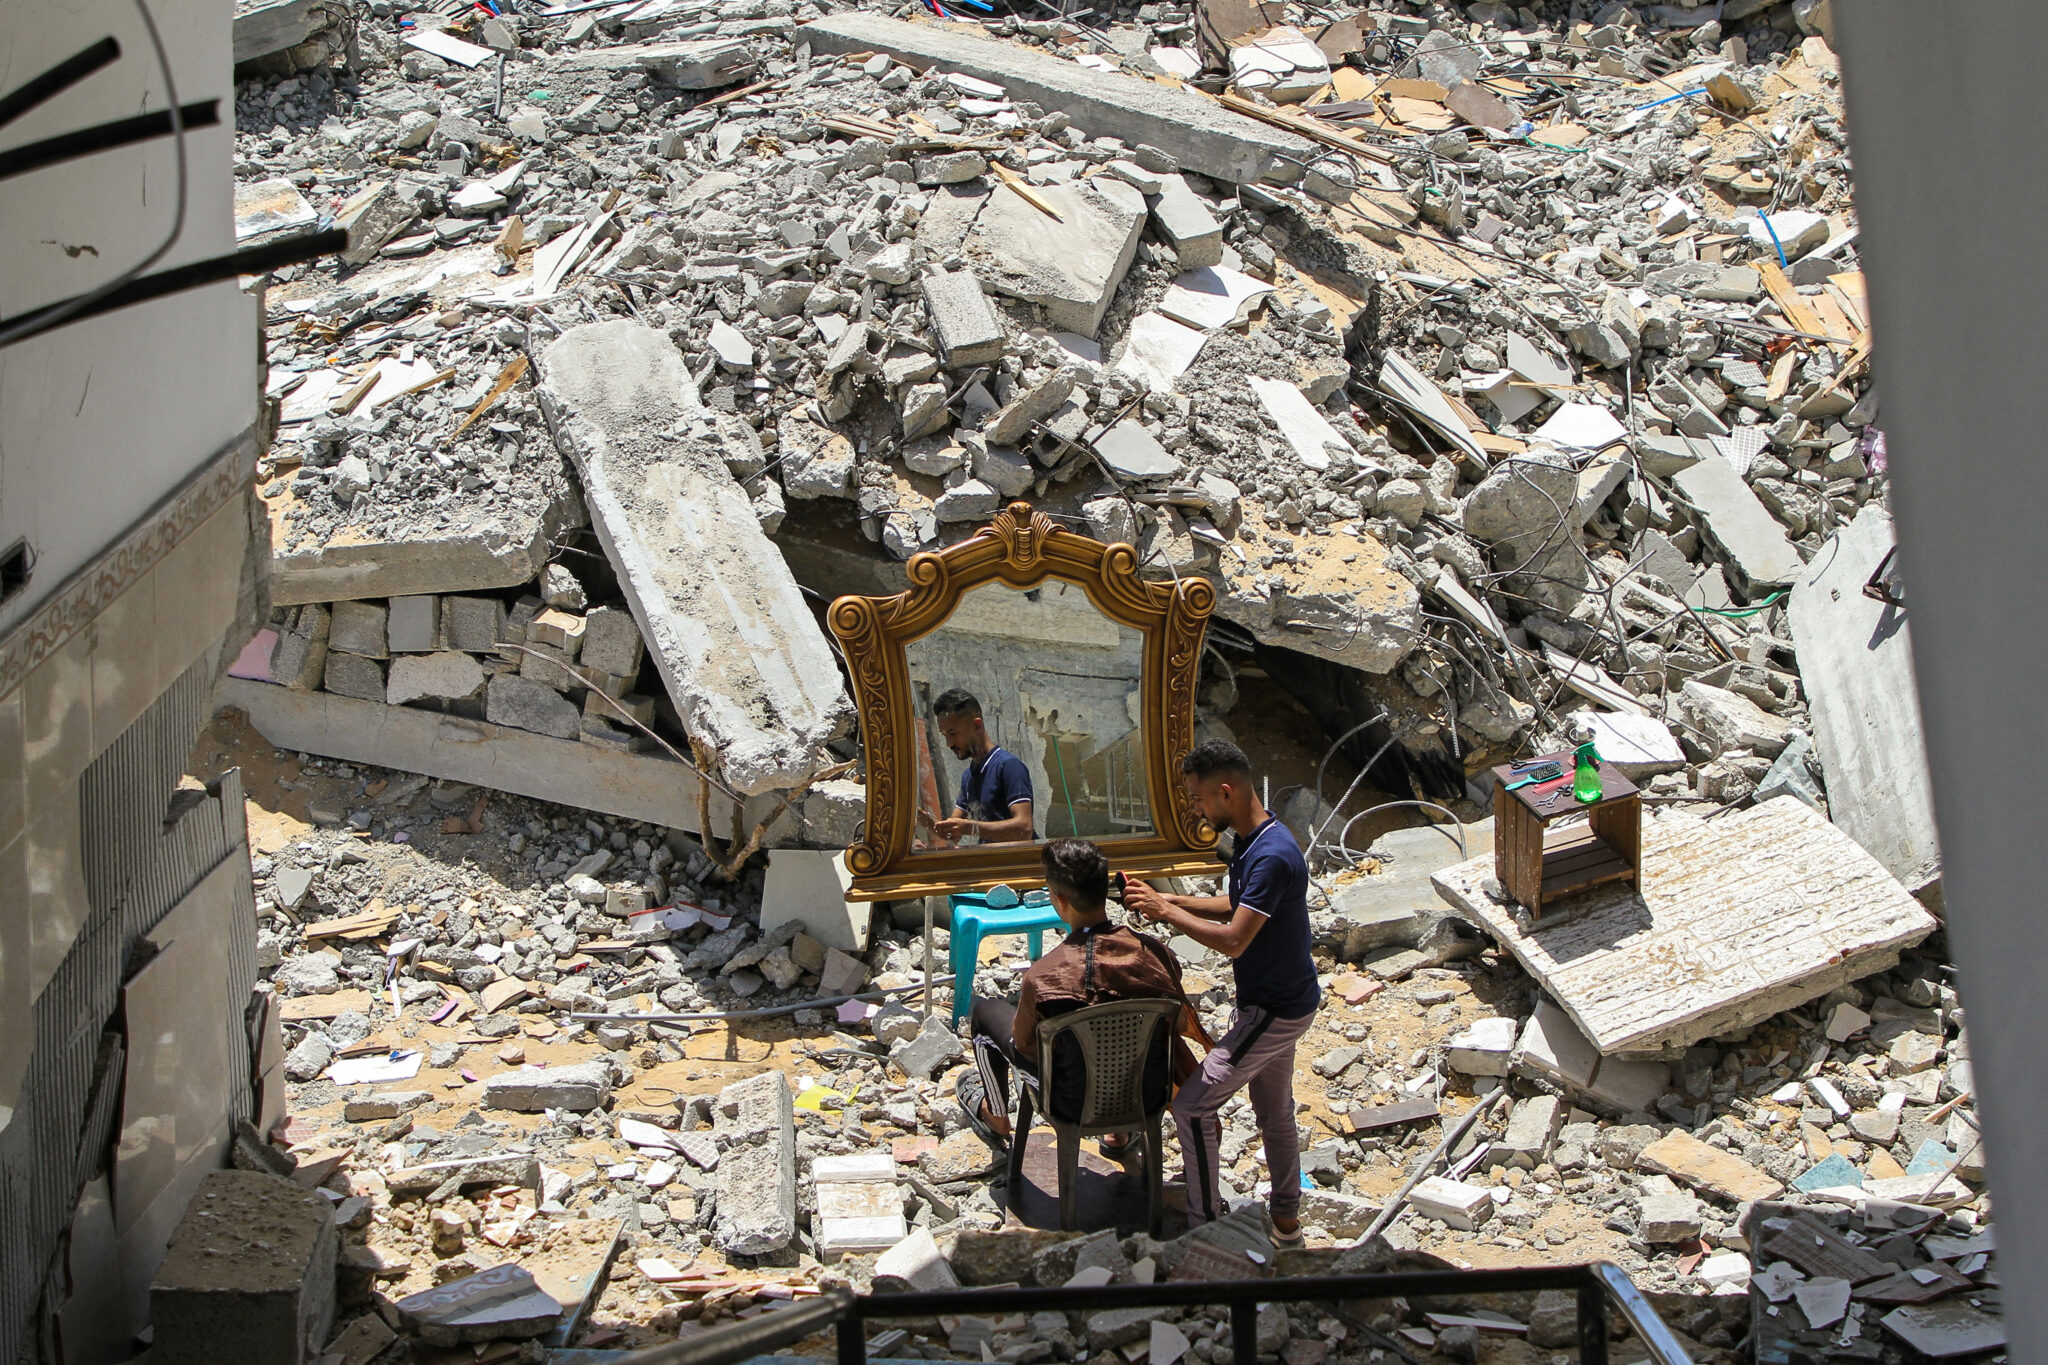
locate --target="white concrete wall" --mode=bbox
[1839,4,2048,1357]
[0,0,258,639]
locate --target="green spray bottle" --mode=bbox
[1572,738,1603,803]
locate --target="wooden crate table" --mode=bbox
[1492,752,1640,926]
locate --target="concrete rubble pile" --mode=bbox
[208,0,1999,1358]
[233,0,1885,827]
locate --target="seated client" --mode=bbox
[957,838,1201,1155]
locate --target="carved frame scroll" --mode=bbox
[830,502,1219,902]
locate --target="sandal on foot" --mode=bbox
[954,1071,1009,1147]
[1271,1225,1305,1249]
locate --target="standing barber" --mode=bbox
[1123,738,1320,1243]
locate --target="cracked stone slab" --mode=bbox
[536,321,851,796]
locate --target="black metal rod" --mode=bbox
[0,37,121,131]
[0,229,346,346]
[604,1289,855,1365]
[1578,1280,1609,1365]
[836,1313,868,1365]
[849,1267,1597,1317]
[0,98,218,181]
[1230,1301,1258,1365]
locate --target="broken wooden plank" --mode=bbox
[1431,798,1938,1055]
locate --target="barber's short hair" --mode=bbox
[932,688,981,720]
[1041,838,1109,911]
[1181,738,1252,782]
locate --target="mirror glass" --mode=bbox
[903,581,1155,852]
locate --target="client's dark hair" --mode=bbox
[932,687,982,720]
[1181,737,1252,781]
[1041,838,1110,912]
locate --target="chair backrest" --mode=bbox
[1035,997,1183,1129]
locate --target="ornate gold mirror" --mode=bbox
[830,503,1220,901]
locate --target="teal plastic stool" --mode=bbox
[948,888,1066,1021]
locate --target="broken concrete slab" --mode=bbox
[393,1265,563,1346]
[222,676,858,845]
[1787,506,1941,895]
[1212,524,1421,674]
[1678,678,1798,759]
[758,849,865,953]
[1433,798,1939,1054]
[1328,821,1493,960]
[1149,177,1224,269]
[713,1072,797,1255]
[151,1171,336,1365]
[1247,377,1352,471]
[482,1061,612,1112]
[873,1226,959,1292]
[548,38,755,89]
[267,490,585,606]
[961,176,1147,338]
[536,321,852,795]
[1636,1131,1782,1204]
[1671,455,1804,589]
[1116,311,1211,394]
[234,0,349,71]
[798,14,1316,186]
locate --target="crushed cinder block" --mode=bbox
[151,1171,337,1365]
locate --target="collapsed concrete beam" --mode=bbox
[535,321,851,796]
[1787,506,1942,895]
[266,484,585,606]
[797,13,1316,186]
[222,676,862,844]
[234,0,350,70]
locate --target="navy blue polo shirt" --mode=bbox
[958,746,1033,829]
[1227,816,1320,1018]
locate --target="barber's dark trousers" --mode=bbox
[1172,1005,1316,1227]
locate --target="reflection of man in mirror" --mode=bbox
[929,688,1035,845]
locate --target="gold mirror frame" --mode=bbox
[830,502,1221,902]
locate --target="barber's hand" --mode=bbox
[1122,879,1169,922]
[932,817,974,841]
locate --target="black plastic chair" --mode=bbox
[1006,997,1181,1237]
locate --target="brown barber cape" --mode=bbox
[1012,923,1204,1082]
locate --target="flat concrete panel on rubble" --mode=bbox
[267,491,584,607]
[1431,797,1938,1055]
[535,321,851,795]
[796,14,1315,186]
[1787,506,1942,895]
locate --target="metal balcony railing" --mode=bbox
[609,1261,1696,1365]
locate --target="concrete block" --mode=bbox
[270,603,331,690]
[328,599,388,658]
[151,1171,337,1365]
[799,13,1315,185]
[386,595,441,652]
[1497,1094,1563,1168]
[873,1226,959,1292]
[1408,1176,1492,1230]
[483,1061,612,1112]
[714,1072,796,1255]
[1149,176,1224,269]
[537,321,852,796]
[921,269,1006,367]
[1638,1191,1704,1243]
[332,180,415,268]
[579,606,644,678]
[962,175,1148,338]
[819,947,868,997]
[527,608,586,656]
[442,596,507,652]
[322,651,386,701]
[486,674,582,740]
[1445,1017,1517,1076]
[759,849,865,952]
[1678,678,1797,759]
[1636,1131,1782,1203]
[387,652,486,705]
[519,642,584,692]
